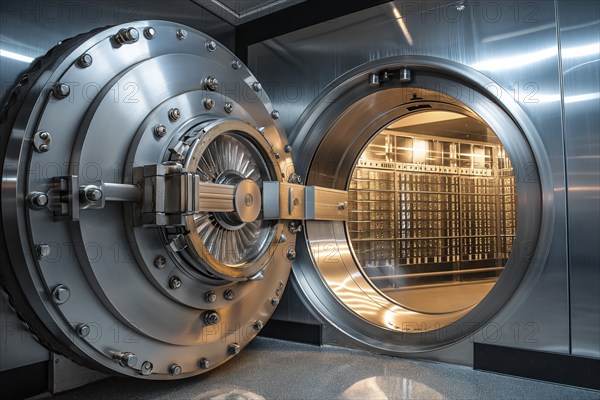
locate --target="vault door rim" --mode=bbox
[288,55,554,353]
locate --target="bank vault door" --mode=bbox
[0,21,346,379]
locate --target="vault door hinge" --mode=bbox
[262,182,348,222]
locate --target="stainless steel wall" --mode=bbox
[558,0,600,358]
[0,291,49,371]
[248,0,599,358]
[0,0,235,372]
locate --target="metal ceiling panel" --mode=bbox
[191,0,306,26]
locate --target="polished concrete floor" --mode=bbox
[44,338,599,400]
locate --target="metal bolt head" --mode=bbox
[140,361,153,376]
[85,187,103,202]
[35,131,52,153]
[169,276,182,290]
[223,289,235,301]
[252,82,262,92]
[122,353,137,367]
[53,83,70,99]
[169,364,182,376]
[289,174,302,184]
[203,76,219,91]
[287,248,297,261]
[199,358,211,369]
[30,193,49,208]
[52,285,70,304]
[231,60,242,69]
[203,311,220,326]
[154,256,167,269]
[204,98,215,110]
[253,320,264,331]
[228,343,241,355]
[36,243,51,259]
[169,108,181,121]
[176,28,188,40]
[399,67,412,83]
[368,73,380,87]
[289,222,302,234]
[114,352,137,368]
[154,124,167,138]
[76,324,90,338]
[205,291,217,303]
[284,145,292,153]
[224,102,234,114]
[127,28,140,41]
[338,201,347,210]
[115,27,139,45]
[271,297,280,307]
[77,53,93,68]
[279,234,287,243]
[271,110,280,120]
[206,40,217,51]
[144,27,156,39]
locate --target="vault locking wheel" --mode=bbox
[0,21,347,379]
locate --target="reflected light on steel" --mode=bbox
[563,43,600,58]
[536,92,600,104]
[0,49,35,63]
[472,43,599,71]
[392,6,414,46]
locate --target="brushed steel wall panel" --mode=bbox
[0,0,234,104]
[0,291,49,371]
[249,0,571,355]
[558,0,600,359]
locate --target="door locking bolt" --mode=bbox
[169,276,182,290]
[203,311,220,326]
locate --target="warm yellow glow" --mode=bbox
[413,139,429,163]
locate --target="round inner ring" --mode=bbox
[193,133,273,266]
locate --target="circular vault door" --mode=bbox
[0,21,345,379]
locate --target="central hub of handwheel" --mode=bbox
[234,179,262,224]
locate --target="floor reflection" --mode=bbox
[192,387,265,400]
[340,376,445,400]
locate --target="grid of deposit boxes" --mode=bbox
[348,132,516,288]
